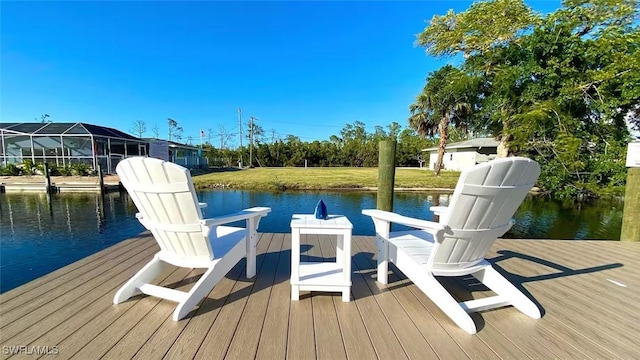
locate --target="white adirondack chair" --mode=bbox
[363,157,541,334]
[114,157,271,321]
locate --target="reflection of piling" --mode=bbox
[377,140,396,212]
[97,163,106,219]
[621,168,639,241]
[432,193,441,222]
[44,163,53,193]
[97,163,105,195]
[46,190,53,217]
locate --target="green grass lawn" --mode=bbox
[192,167,460,191]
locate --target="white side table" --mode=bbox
[290,214,353,302]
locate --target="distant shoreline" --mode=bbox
[1,167,462,193]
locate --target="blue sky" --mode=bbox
[1,1,562,146]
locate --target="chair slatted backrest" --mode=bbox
[432,157,540,269]
[116,157,213,260]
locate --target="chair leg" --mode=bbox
[114,255,163,304]
[473,266,541,319]
[377,237,389,285]
[173,264,227,321]
[172,243,244,321]
[246,222,258,278]
[412,272,478,334]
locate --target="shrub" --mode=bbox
[47,163,60,176]
[71,163,90,176]
[20,159,37,175]
[58,164,73,176]
[0,163,21,176]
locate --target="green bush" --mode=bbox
[58,164,73,176]
[47,163,60,176]
[20,159,37,175]
[71,163,90,176]
[0,163,21,176]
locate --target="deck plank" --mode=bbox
[287,233,318,360]
[349,236,441,360]
[311,234,347,360]
[486,240,633,359]
[3,244,160,355]
[519,240,640,289]
[0,241,158,344]
[125,233,270,360]
[347,237,409,360]
[192,233,276,360]
[488,263,637,356]
[130,264,243,360]
[255,233,292,360]
[317,234,379,360]
[355,237,498,360]
[492,240,640,357]
[99,272,199,360]
[224,233,285,360]
[64,267,196,360]
[0,235,638,360]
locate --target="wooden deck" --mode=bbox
[1,233,638,359]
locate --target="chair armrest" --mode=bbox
[202,207,271,227]
[362,209,447,242]
[430,206,448,217]
[362,209,442,231]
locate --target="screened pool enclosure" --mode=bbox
[0,122,147,173]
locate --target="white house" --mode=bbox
[422,137,499,172]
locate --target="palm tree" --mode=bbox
[409,65,476,176]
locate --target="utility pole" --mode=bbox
[249,116,255,168]
[238,108,243,168]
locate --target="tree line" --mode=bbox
[131,118,444,168]
[202,120,457,168]
[409,0,639,199]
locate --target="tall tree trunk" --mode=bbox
[497,137,509,158]
[434,115,449,176]
[497,120,510,158]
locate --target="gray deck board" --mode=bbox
[0,234,638,360]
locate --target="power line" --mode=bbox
[258,119,346,128]
[238,108,243,167]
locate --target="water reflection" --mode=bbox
[0,192,144,293]
[507,196,624,240]
[196,190,623,240]
[0,189,623,293]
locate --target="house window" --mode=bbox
[450,154,453,161]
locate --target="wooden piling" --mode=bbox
[43,163,53,193]
[377,140,396,212]
[621,167,640,241]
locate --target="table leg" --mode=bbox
[336,234,344,265]
[291,229,301,301]
[343,230,351,302]
[344,230,351,284]
[342,288,350,302]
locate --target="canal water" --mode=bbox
[0,190,623,293]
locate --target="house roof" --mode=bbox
[143,138,199,150]
[0,122,142,141]
[422,137,499,152]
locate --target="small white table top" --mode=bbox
[290,214,353,229]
